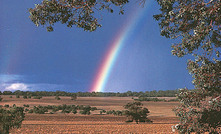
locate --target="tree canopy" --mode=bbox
[153,0,220,133]
[29,0,129,32]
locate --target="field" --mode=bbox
[1,96,180,133]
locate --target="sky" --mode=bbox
[0,0,194,92]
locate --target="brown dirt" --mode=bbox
[0,96,179,133]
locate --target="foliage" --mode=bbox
[100,110,106,115]
[154,0,220,133]
[134,97,166,102]
[16,95,20,98]
[33,105,48,114]
[1,90,179,97]
[79,105,91,115]
[0,96,2,101]
[33,96,42,99]
[0,106,25,134]
[23,95,28,99]
[29,0,129,32]
[71,94,77,100]
[124,101,152,124]
[55,96,61,100]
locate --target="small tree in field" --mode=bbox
[71,94,77,101]
[0,96,2,101]
[0,106,25,134]
[55,96,61,100]
[124,101,152,124]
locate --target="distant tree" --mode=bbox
[71,94,77,101]
[79,105,91,115]
[124,101,152,124]
[72,109,77,114]
[154,0,220,133]
[55,96,61,100]
[23,95,28,99]
[0,96,2,101]
[100,110,106,115]
[9,96,12,98]
[0,106,25,134]
[33,96,42,99]
[16,95,20,98]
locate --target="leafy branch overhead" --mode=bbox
[153,0,220,57]
[29,0,129,32]
[154,0,220,133]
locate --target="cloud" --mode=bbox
[5,83,29,91]
[0,74,25,83]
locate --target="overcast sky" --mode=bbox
[0,0,194,92]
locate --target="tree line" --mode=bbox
[0,89,179,97]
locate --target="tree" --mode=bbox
[23,95,28,99]
[124,101,152,124]
[55,96,61,100]
[153,0,220,133]
[0,96,2,102]
[29,0,129,32]
[16,95,20,98]
[0,106,25,134]
[71,94,77,101]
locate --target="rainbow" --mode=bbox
[90,2,151,92]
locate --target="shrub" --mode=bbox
[23,95,28,99]
[33,96,42,99]
[16,95,20,98]
[0,106,25,133]
[72,109,77,114]
[100,110,106,115]
[23,104,29,107]
[0,96,2,101]
[4,105,9,108]
[55,96,61,100]
[71,94,77,100]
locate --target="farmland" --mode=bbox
[0,96,179,133]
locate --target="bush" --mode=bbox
[23,95,27,99]
[71,94,77,100]
[135,97,166,102]
[0,96,2,101]
[33,106,48,114]
[72,109,77,114]
[33,96,42,99]
[100,110,106,115]
[79,105,91,115]
[16,95,20,98]
[28,109,33,113]
[55,96,61,100]
[23,104,29,107]
[0,106,25,133]
[4,105,9,108]
[9,96,12,98]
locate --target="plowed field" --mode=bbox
[1,96,179,133]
